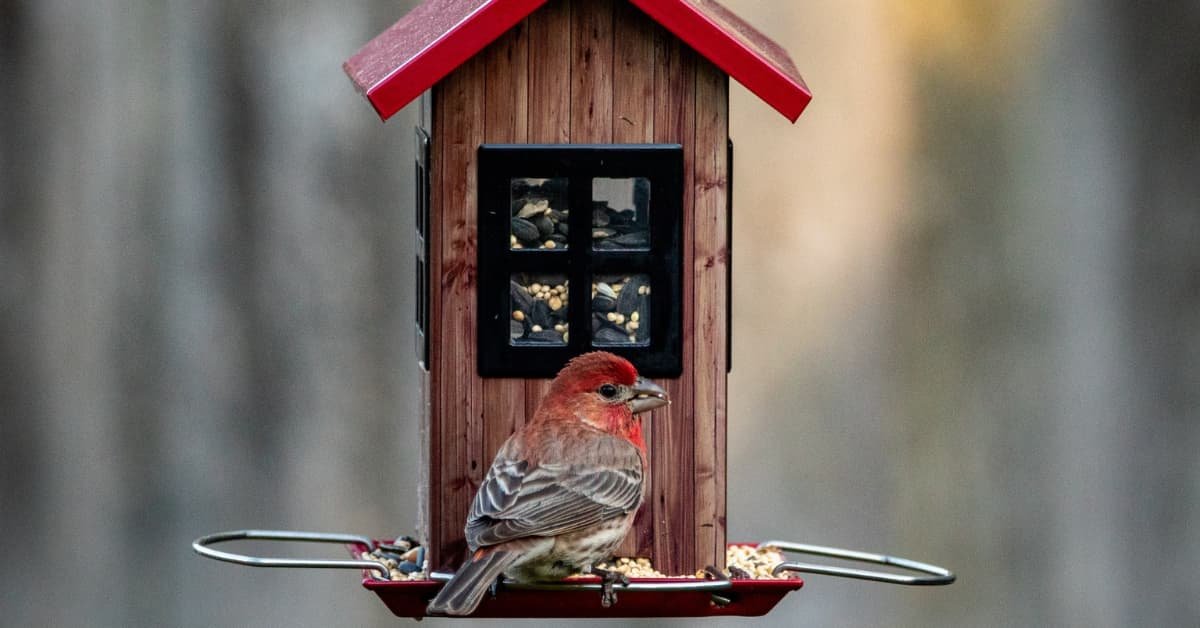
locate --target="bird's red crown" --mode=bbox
[551,351,639,393]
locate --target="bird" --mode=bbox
[426,351,669,616]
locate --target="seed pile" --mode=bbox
[591,276,650,345]
[592,206,649,250]
[511,277,569,345]
[590,557,670,579]
[362,543,793,582]
[591,546,796,581]
[511,178,569,250]
[360,537,427,581]
[724,544,795,579]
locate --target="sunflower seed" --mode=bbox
[510,281,532,312]
[511,217,539,243]
[534,214,554,237]
[516,203,541,219]
[593,327,629,344]
[592,293,616,312]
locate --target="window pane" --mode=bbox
[510,273,569,345]
[591,274,650,346]
[511,178,569,250]
[592,177,650,251]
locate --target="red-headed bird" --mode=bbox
[426,352,668,616]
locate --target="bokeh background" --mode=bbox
[2,1,1197,626]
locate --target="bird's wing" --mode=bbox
[465,432,643,550]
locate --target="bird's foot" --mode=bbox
[586,565,630,608]
[727,565,753,580]
[703,565,730,581]
[488,574,505,598]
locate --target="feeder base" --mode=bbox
[358,541,804,619]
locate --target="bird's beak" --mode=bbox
[629,377,669,414]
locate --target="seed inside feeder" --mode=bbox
[592,177,651,251]
[511,177,569,251]
[591,274,650,347]
[510,273,569,346]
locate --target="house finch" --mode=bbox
[426,351,669,616]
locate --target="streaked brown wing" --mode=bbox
[465,433,643,551]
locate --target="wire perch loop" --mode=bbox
[761,540,956,586]
[192,530,392,580]
[191,530,952,618]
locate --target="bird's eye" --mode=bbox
[598,384,619,399]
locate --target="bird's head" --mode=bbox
[541,352,669,435]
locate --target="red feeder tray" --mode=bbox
[193,530,952,620]
[364,566,802,619]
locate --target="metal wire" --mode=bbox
[428,570,733,593]
[192,530,392,580]
[760,540,955,586]
[192,530,955,589]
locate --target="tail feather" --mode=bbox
[426,551,520,616]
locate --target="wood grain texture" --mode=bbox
[651,24,697,576]
[429,81,446,572]
[524,0,571,418]
[429,0,730,576]
[527,0,572,145]
[570,0,614,144]
[692,59,729,569]
[432,53,486,570]
[482,23,530,478]
[612,1,656,144]
[612,0,657,557]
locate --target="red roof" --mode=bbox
[344,0,812,123]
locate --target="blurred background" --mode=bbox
[1,0,1197,626]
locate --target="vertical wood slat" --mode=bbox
[570,0,614,144]
[482,23,530,470]
[611,0,657,557]
[525,0,573,416]
[428,78,446,572]
[612,1,655,144]
[418,93,434,559]
[692,61,729,569]
[527,0,572,147]
[651,25,697,576]
[432,54,486,570]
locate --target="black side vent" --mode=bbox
[415,127,431,370]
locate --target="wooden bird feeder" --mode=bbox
[193,0,955,619]
[343,0,811,580]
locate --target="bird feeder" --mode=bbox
[344,0,818,580]
[194,0,955,619]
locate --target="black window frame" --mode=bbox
[477,144,684,378]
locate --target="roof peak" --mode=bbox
[344,0,811,122]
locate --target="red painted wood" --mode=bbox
[364,576,801,618]
[629,0,811,122]
[344,0,549,121]
[344,0,811,122]
[357,542,803,619]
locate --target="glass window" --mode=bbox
[591,273,650,347]
[511,178,569,250]
[478,144,682,377]
[592,177,650,251]
[510,273,569,346]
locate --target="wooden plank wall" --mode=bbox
[430,51,486,570]
[611,1,658,558]
[429,0,729,575]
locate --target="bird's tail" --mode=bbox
[426,550,520,616]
